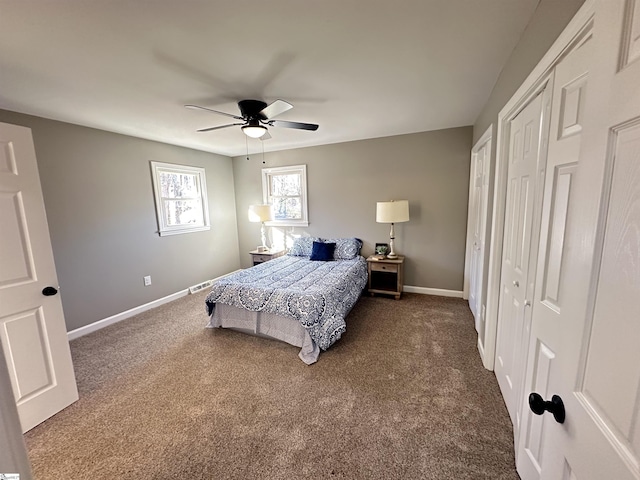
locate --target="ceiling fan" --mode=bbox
[185,99,319,139]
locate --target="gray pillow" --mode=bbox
[288,236,317,257]
[319,238,363,259]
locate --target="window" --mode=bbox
[150,161,210,236]
[262,164,308,227]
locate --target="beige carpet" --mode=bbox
[25,292,518,479]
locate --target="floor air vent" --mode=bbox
[189,280,214,294]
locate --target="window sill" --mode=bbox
[266,220,309,228]
[158,225,211,236]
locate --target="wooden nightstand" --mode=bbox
[249,249,285,266]
[367,255,404,300]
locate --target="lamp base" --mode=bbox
[387,223,398,258]
[256,246,269,253]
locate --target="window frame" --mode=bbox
[150,161,210,236]
[261,164,309,227]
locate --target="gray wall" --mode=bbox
[233,127,472,291]
[473,0,586,143]
[0,110,240,332]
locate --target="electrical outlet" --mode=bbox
[144,275,152,286]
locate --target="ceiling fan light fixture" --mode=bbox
[242,125,267,138]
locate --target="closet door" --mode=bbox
[519,1,640,477]
[494,91,546,427]
[516,32,591,480]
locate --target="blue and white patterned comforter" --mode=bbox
[205,255,368,350]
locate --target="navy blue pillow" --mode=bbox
[310,241,336,261]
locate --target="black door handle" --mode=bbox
[528,392,565,424]
[42,286,58,296]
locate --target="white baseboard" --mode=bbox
[403,285,464,298]
[67,270,242,341]
[67,276,461,341]
[67,289,189,341]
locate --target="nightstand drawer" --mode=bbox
[370,262,398,273]
[249,249,285,265]
[252,254,271,263]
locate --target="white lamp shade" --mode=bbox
[248,204,273,223]
[376,200,410,223]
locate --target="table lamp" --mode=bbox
[248,204,273,252]
[376,200,410,259]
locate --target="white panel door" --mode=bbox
[494,92,545,427]
[467,148,482,321]
[468,135,491,332]
[0,122,78,432]
[523,1,640,478]
[516,32,591,480]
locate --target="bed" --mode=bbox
[204,237,368,364]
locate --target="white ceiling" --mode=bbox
[0,1,539,157]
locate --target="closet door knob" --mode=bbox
[513,280,520,287]
[528,392,565,424]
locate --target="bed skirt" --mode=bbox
[207,303,320,365]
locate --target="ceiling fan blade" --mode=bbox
[271,120,319,131]
[197,122,245,132]
[260,130,272,140]
[260,99,293,119]
[185,104,243,120]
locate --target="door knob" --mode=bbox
[524,300,532,307]
[528,392,565,424]
[42,286,58,296]
[513,280,520,287]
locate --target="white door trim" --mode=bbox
[482,0,596,371]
